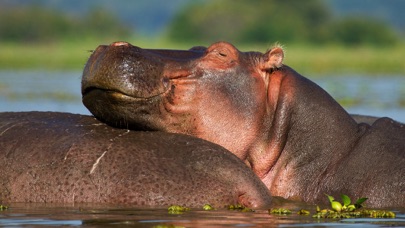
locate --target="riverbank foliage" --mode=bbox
[1,39,404,75]
[0,7,132,43]
[0,2,404,75]
[167,0,401,47]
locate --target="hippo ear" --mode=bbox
[262,46,284,70]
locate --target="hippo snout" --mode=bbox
[81,41,208,129]
[81,42,203,130]
[81,42,169,100]
[81,42,173,129]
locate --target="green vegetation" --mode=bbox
[0,2,404,75]
[227,204,254,212]
[297,209,310,215]
[269,194,396,219]
[167,205,190,214]
[311,194,395,219]
[269,208,292,215]
[329,17,399,46]
[0,7,132,43]
[277,44,405,75]
[1,39,404,75]
[0,205,8,211]
[325,194,367,212]
[165,194,396,220]
[0,6,133,70]
[311,208,396,219]
[0,40,103,70]
[202,204,215,211]
[167,0,400,46]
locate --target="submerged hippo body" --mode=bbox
[0,112,272,208]
[82,41,405,208]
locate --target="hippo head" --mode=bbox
[82,41,283,159]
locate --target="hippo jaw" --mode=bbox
[81,42,204,130]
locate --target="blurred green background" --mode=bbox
[1,0,405,121]
[0,0,404,75]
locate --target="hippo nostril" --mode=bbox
[111,41,130,47]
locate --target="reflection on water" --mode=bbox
[0,203,404,227]
[0,70,404,122]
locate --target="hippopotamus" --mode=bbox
[0,112,272,208]
[82,41,405,208]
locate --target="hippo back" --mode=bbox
[0,112,271,208]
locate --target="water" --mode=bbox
[0,70,404,122]
[0,70,89,115]
[312,75,405,123]
[0,203,404,227]
[0,71,405,226]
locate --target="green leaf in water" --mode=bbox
[202,204,214,211]
[331,201,342,212]
[347,204,356,212]
[341,194,351,206]
[297,209,310,215]
[325,194,334,203]
[269,208,292,215]
[167,205,190,214]
[355,197,368,208]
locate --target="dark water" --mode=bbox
[0,203,404,227]
[1,71,405,226]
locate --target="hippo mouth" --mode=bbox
[82,81,170,101]
[81,71,197,102]
[81,41,202,129]
[81,42,199,102]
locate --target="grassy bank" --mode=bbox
[283,44,405,76]
[1,38,404,76]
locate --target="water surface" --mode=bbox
[0,203,404,227]
[0,70,404,122]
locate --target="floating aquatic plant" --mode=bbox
[297,209,310,215]
[227,204,254,212]
[202,204,215,211]
[268,194,396,219]
[167,205,190,214]
[269,208,292,215]
[311,194,395,219]
[325,194,367,212]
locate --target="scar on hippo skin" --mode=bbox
[0,112,272,208]
[81,41,405,208]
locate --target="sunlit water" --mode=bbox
[0,71,405,226]
[0,70,404,122]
